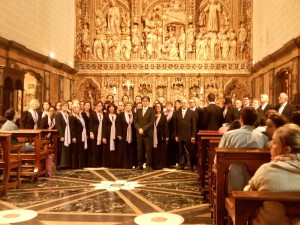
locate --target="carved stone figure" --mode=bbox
[204,0,221,32]
[238,22,247,43]
[168,32,179,60]
[146,29,156,60]
[82,23,91,59]
[131,24,141,54]
[186,24,195,60]
[107,0,121,35]
[178,27,186,60]
[121,36,132,60]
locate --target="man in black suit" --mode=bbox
[174,99,197,171]
[134,96,155,171]
[203,93,223,130]
[260,94,274,115]
[188,97,204,131]
[275,92,296,121]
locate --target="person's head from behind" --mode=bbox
[240,107,258,126]
[223,95,232,106]
[5,108,17,122]
[270,124,300,159]
[207,93,215,102]
[291,111,300,126]
[228,119,241,131]
[266,113,288,139]
[265,109,277,119]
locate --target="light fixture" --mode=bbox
[49,52,55,59]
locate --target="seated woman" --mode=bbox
[245,124,300,225]
[265,113,288,148]
[1,108,34,151]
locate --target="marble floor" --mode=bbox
[0,168,212,225]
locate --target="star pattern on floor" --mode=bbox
[0,169,211,225]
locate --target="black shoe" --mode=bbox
[146,166,152,172]
[136,166,143,170]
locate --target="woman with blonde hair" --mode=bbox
[20,98,40,129]
[246,124,300,225]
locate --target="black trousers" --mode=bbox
[137,136,153,167]
[179,140,196,168]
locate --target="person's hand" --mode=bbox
[103,138,107,144]
[175,137,179,142]
[117,136,122,140]
[72,138,76,143]
[166,137,169,142]
[90,133,94,139]
[60,137,65,142]
[191,137,196,143]
[138,128,144,134]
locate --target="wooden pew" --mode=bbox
[213,148,270,225]
[226,191,300,225]
[0,130,44,180]
[0,134,22,196]
[38,129,58,165]
[197,130,223,194]
[208,139,221,212]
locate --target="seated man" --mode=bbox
[217,107,269,191]
[1,108,34,151]
[218,107,269,149]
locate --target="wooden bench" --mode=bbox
[213,148,270,225]
[0,134,22,196]
[38,129,58,165]
[208,139,221,211]
[226,191,300,225]
[197,130,223,194]
[0,130,46,180]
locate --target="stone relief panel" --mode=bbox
[74,73,252,106]
[75,0,252,63]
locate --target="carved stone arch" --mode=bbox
[23,69,43,108]
[274,68,291,100]
[224,77,248,100]
[15,79,23,90]
[143,0,168,15]
[76,77,101,105]
[103,0,130,14]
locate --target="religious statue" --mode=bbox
[178,27,186,60]
[186,24,195,60]
[204,0,222,32]
[107,0,121,35]
[238,22,247,43]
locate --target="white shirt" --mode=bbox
[182,108,187,118]
[278,102,287,114]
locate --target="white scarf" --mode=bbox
[109,114,117,151]
[97,113,103,145]
[42,111,48,118]
[29,109,38,129]
[153,113,161,148]
[165,111,173,122]
[76,114,87,149]
[62,112,71,147]
[48,115,55,129]
[125,112,133,143]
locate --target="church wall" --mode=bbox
[252,36,300,108]
[0,0,75,66]
[253,0,300,61]
[0,36,77,112]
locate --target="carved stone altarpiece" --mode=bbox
[74,0,252,105]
